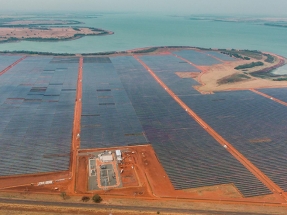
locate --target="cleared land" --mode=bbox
[195,53,287,93]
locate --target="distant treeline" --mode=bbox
[0,50,75,56]
[131,47,158,53]
[273,77,287,81]
[235,62,264,70]
[220,51,250,60]
[264,23,287,28]
[264,54,275,63]
[0,36,82,43]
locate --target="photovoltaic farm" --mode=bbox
[0,56,78,176]
[1,49,287,200]
[81,57,148,149]
[139,55,200,96]
[0,55,23,71]
[258,88,287,103]
[111,56,271,197]
[180,91,287,192]
[173,50,222,65]
[204,51,236,61]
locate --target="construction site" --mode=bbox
[1,47,287,214]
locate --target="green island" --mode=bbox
[0,18,113,43]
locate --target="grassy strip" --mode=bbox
[235,62,264,70]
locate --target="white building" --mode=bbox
[100,154,113,162]
[115,150,122,161]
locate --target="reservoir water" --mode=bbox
[272,64,287,75]
[0,13,286,56]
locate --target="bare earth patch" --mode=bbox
[197,54,287,93]
[175,72,199,78]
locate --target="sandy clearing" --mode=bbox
[197,57,287,93]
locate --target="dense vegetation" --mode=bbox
[264,54,275,63]
[217,73,251,85]
[220,49,263,60]
[273,77,287,81]
[92,194,102,203]
[221,51,245,59]
[81,196,90,202]
[132,47,158,53]
[235,62,264,70]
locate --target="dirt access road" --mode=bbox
[0,197,284,215]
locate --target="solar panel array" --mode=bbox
[180,90,287,192]
[0,53,283,198]
[0,55,23,71]
[173,50,221,65]
[140,55,200,73]
[0,56,78,176]
[81,57,148,149]
[139,55,200,96]
[258,88,287,103]
[111,56,271,197]
[204,51,236,61]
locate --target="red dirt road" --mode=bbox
[133,55,287,203]
[0,56,26,76]
[68,57,83,193]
